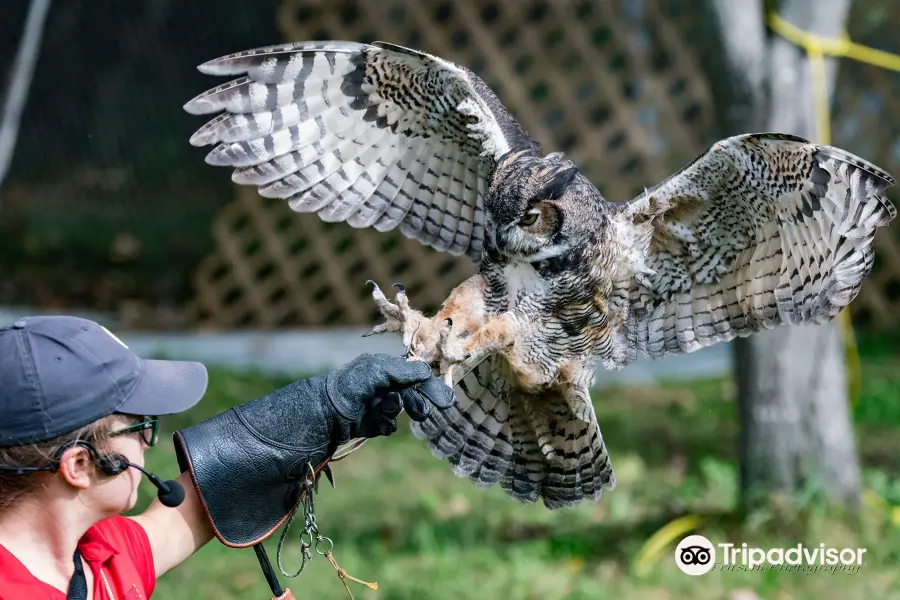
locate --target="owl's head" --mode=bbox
[486,151,604,263]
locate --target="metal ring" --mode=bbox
[315,535,334,555]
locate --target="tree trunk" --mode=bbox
[701,0,862,513]
[0,0,53,199]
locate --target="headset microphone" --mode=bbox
[140,464,185,507]
[100,453,186,508]
[126,461,186,508]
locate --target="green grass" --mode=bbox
[130,356,900,600]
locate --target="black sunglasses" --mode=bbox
[109,416,159,447]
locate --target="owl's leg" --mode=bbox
[366,274,494,377]
[556,360,596,423]
[437,312,519,386]
[364,281,427,352]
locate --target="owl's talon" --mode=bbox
[362,323,388,337]
[395,287,409,308]
[365,279,428,355]
[434,318,473,386]
[369,281,403,319]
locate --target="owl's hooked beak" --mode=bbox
[493,226,510,252]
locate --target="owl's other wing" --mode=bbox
[184,40,540,263]
[604,132,896,367]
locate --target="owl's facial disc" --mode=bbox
[494,201,571,261]
[488,155,582,262]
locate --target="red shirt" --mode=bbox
[0,516,155,599]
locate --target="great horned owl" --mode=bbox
[184,41,896,509]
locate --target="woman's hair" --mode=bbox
[0,413,139,512]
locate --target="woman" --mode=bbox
[0,315,454,599]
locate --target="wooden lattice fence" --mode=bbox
[186,0,900,330]
[187,186,477,327]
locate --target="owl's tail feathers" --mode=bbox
[528,398,616,509]
[410,360,615,508]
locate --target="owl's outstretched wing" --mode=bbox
[184,40,539,263]
[605,132,896,367]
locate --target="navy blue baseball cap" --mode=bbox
[0,315,209,447]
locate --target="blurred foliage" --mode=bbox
[852,329,900,434]
[129,335,900,599]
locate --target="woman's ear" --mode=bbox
[57,444,95,490]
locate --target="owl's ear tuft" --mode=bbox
[537,165,579,201]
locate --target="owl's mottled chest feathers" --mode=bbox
[500,262,548,309]
[475,249,613,381]
[481,254,600,310]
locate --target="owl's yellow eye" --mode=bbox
[520,212,539,226]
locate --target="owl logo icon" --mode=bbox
[675,535,716,575]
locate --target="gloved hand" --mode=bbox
[324,353,455,442]
[173,353,455,548]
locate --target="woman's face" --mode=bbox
[85,416,151,515]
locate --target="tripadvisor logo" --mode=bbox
[674,535,867,575]
[675,535,716,576]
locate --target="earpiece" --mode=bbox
[95,451,130,476]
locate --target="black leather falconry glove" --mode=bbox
[173,353,455,548]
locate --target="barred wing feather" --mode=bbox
[184,40,539,263]
[608,132,896,366]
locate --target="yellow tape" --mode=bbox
[768,12,900,156]
[767,12,900,408]
[767,13,900,73]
